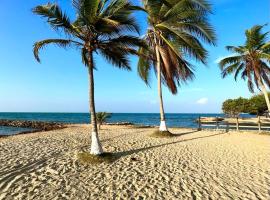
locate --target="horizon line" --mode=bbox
[0,111,224,114]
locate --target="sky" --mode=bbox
[0,0,269,113]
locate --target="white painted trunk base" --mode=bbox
[90,132,103,155]
[159,120,168,131]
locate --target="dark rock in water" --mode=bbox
[196,117,224,123]
[213,117,225,122]
[0,119,67,132]
[105,122,134,126]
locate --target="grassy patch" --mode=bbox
[77,152,116,164]
[150,130,174,138]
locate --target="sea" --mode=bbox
[0,112,254,136]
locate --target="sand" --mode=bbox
[0,125,269,199]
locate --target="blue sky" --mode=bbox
[0,0,269,113]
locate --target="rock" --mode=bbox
[196,117,224,123]
[0,119,67,131]
[105,122,134,126]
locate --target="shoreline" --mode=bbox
[0,119,155,137]
[1,116,270,138]
[1,123,269,140]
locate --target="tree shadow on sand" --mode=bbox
[77,130,225,164]
[101,130,148,142]
[111,131,225,161]
[169,130,200,137]
[78,130,150,152]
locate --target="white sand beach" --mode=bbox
[0,125,269,199]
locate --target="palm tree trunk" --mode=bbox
[88,51,103,155]
[254,65,270,116]
[156,46,167,131]
[259,81,270,114]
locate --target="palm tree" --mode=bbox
[33,0,145,155]
[96,112,111,130]
[219,25,270,112]
[137,0,216,132]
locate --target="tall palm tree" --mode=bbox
[219,25,270,112]
[138,0,216,132]
[33,0,145,155]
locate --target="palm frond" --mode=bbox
[234,63,244,80]
[81,47,89,66]
[96,112,111,123]
[225,46,246,54]
[176,21,216,45]
[164,0,211,20]
[104,36,147,48]
[96,1,141,34]
[259,53,270,62]
[221,62,240,78]
[138,0,215,94]
[33,3,78,36]
[77,0,100,23]
[33,39,80,62]
[219,55,243,69]
[247,78,255,93]
[158,45,194,94]
[156,23,208,63]
[261,42,270,51]
[159,34,180,58]
[245,24,268,49]
[137,47,154,85]
[220,24,270,93]
[99,47,131,70]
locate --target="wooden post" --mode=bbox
[197,116,202,131]
[258,116,261,132]
[236,117,239,131]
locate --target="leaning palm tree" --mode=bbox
[219,25,270,112]
[138,0,216,132]
[33,0,145,155]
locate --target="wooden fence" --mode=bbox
[197,116,269,132]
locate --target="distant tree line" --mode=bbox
[222,94,268,117]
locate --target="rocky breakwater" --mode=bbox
[105,122,154,128]
[0,119,67,132]
[197,117,225,124]
[105,122,134,126]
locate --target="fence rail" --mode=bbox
[197,116,270,132]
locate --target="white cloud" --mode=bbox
[196,98,208,105]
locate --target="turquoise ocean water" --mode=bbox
[0,112,253,135]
